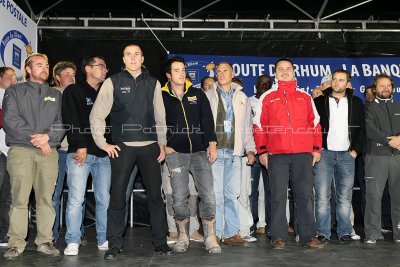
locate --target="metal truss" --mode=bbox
[37,17,400,33]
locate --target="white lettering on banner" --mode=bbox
[351,65,360,77]
[268,64,331,78]
[5,0,27,27]
[232,63,265,77]
[361,64,400,78]
[293,64,332,78]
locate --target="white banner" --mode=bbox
[0,0,37,81]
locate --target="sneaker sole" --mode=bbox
[64,250,79,256]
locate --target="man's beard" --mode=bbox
[376,91,392,99]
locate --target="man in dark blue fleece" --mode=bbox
[162,56,221,254]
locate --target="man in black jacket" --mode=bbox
[162,56,220,253]
[62,56,111,256]
[313,69,365,243]
[364,73,400,244]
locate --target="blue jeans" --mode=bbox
[313,149,355,239]
[52,149,67,241]
[211,148,242,238]
[65,154,111,245]
[249,156,271,231]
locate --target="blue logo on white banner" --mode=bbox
[1,29,32,69]
[169,54,400,101]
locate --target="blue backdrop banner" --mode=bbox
[169,54,400,101]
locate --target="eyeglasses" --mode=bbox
[90,64,109,71]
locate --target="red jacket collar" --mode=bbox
[278,80,297,93]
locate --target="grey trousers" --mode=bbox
[364,154,400,240]
[165,151,215,220]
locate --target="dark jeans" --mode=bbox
[107,143,168,249]
[268,153,316,244]
[0,153,11,238]
[249,156,271,231]
[124,165,139,227]
[52,149,67,241]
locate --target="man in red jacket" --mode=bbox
[254,58,323,249]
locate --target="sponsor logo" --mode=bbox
[86,97,94,106]
[121,86,131,93]
[44,96,56,102]
[187,96,197,104]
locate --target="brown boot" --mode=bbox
[223,233,248,246]
[174,218,190,252]
[202,218,222,253]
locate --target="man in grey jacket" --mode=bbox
[364,73,400,244]
[2,53,64,258]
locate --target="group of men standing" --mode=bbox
[0,49,399,261]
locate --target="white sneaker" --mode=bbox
[242,235,257,242]
[64,243,79,256]
[351,234,361,240]
[97,241,108,250]
[365,239,376,244]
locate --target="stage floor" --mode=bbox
[1,226,400,267]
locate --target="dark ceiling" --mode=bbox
[14,0,399,21]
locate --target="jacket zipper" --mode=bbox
[179,98,192,153]
[385,102,394,155]
[37,86,41,136]
[348,95,353,149]
[284,91,293,152]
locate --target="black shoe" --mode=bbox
[340,235,353,242]
[317,235,329,242]
[104,247,121,260]
[81,235,88,246]
[154,244,173,255]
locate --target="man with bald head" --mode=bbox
[204,61,256,246]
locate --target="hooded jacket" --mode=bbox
[313,88,365,155]
[161,80,216,153]
[254,79,322,155]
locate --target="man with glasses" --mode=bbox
[62,56,111,256]
[90,44,172,260]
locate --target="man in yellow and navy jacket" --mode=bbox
[161,56,221,254]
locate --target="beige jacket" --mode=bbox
[205,81,256,156]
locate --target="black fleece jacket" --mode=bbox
[161,82,216,153]
[365,97,400,156]
[62,82,108,157]
[313,88,365,155]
